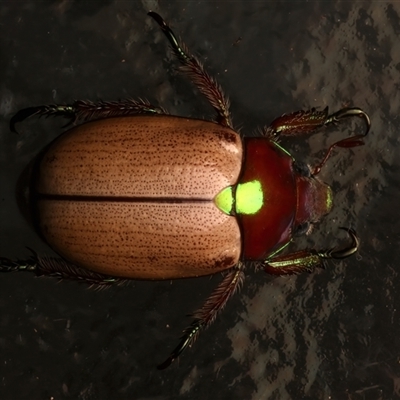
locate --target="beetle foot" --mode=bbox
[157,323,201,370]
[263,228,359,275]
[308,107,370,175]
[158,263,245,369]
[1,252,126,287]
[319,227,359,259]
[10,98,168,133]
[324,107,371,136]
[10,105,76,133]
[264,106,370,140]
[148,11,233,128]
[0,256,37,273]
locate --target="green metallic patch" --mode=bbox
[215,186,234,215]
[236,180,264,215]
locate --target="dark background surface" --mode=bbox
[0,1,399,399]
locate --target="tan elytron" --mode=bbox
[36,115,243,279]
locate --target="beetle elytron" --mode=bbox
[1,12,370,369]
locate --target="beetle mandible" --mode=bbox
[1,12,370,369]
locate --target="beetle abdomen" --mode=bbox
[35,115,243,279]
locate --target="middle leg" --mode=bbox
[148,12,233,128]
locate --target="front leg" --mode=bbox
[262,228,359,275]
[264,107,370,138]
[263,107,370,174]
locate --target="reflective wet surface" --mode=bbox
[0,1,399,399]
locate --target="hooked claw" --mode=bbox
[325,107,371,137]
[321,227,359,259]
[10,107,44,133]
[157,323,201,370]
[10,104,76,134]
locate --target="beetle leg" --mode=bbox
[148,12,233,128]
[10,98,167,133]
[263,106,370,175]
[158,262,245,369]
[264,107,370,138]
[263,228,359,275]
[310,129,366,175]
[0,253,126,287]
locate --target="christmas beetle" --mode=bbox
[1,12,370,369]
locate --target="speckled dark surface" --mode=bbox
[0,1,398,399]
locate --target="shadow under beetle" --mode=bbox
[1,12,370,369]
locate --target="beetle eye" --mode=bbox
[293,161,311,177]
[294,222,311,236]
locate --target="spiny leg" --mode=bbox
[0,253,126,287]
[148,12,233,128]
[158,262,245,370]
[263,107,370,175]
[264,107,370,138]
[262,228,359,275]
[10,98,167,133]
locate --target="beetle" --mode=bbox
[1,12,370,369]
